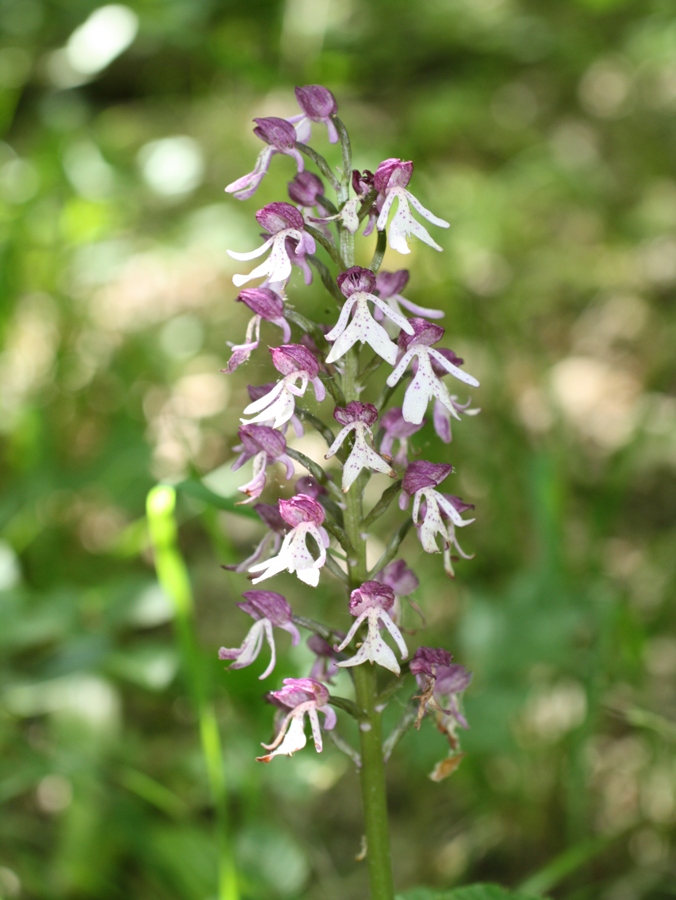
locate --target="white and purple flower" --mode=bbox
[223,287,291,374]
[218,591,300,680]
[335,581,409,675]
[325,266,414,366]
[325,402,396,492]
[378,406,425,467]
[400,461,475,578]
[226,117,305,201]
[241,344,325,430]
[374,159,450,254]
[228,202,316,288]
[257,677,336,762]
[287,85,339,144]
[386,319,479,426]
[427,348,481,443]
[248,494,330,587]
[231,424,294,503]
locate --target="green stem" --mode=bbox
[341,347,395,900]
[146,486,238,900]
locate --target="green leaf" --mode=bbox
[397,884,546,900]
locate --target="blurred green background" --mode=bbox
[1,0,675,898]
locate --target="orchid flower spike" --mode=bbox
[218,591,300,680]
[374,159,450,254]
[223,287,291,374]
[231,424,294,504]
[325,266,414,366]
[248,494,330,587]
[228,203,316,288]
[225,117,305,201]
[287,85,339,144]
[386,319,479,425]
[257,677,336,762]
[335,581,409,675]
[241,344,326,430]
[375,269,444,320]
[325,402,396,492]
[400,461,475,578]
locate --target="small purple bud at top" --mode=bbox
[348,581,396,616]
[410,646,453,679]
[237,287,285,321]
[253,117,298,151]
[333,401,378,427]
[376,269,410,298]
[337,266,377,297]
[288,171,325,206]
[237,590,294,627]
[398,318,445,350]
[379,559,419,596]
[254,502,288,533]
[295,476,327,498]
[294,85,338,120]
[402,460,453,495]
[278,494,325,528]
[270,344,320,378]
[255,202,305,235]
[374,158,414,192]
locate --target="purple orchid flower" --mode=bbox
[222,503,289,575]
[218,591,300,680]
[223,287,291,374]
[225,117,305,201]
[248,494,330,586]
[257,677,337,762]
[324,402,395,492]
[410,646,472,730]
[228,202,316,288]
[374,158,450,254]
[231,424,294,503]
[287,85,339,144]
[325,266,414,365]
[386,319,479,425]
[241,344,326,430]
[335,581,409,675]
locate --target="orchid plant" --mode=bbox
[220,85,479,900]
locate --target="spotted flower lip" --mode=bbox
[374,158,450,254]
[256,676,336,762]
[335,581,409,675]
[248,494,330,586]
[228,202,316,288]
[225,118,304,201]
[287,85,339,144]
[386,319,479,426]
[325,267,414,366]
[375,269,444,320]
[325,403,395,492]
[218,590,300,680]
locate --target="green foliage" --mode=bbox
[397,885,543,900]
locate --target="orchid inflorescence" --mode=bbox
[220,84,477,782]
